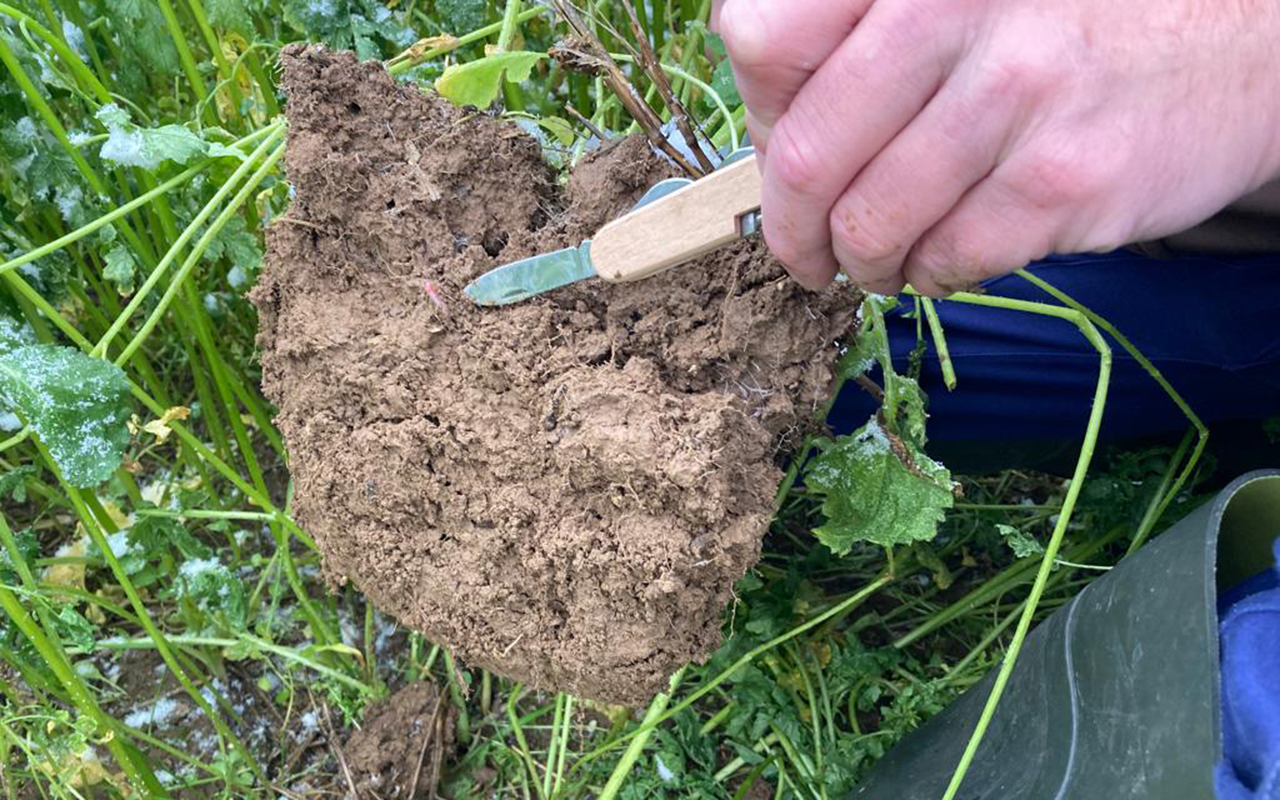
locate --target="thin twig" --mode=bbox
[408,688,447,799]
[565,102,608,142]
[617,0,715,173]
[316,693,360,799]
[547,1,706,178]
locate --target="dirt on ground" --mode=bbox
[253,44,857,704]
[342,681,451,798]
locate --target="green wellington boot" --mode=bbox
[850,470,1280,800]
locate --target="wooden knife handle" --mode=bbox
[589,153,761,283]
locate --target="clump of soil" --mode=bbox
[343,682,451,798]
[253,44,856,704]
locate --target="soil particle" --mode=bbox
[342,682,451,798]
[253,45,857,704]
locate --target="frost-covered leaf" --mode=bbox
[0,314,36,355]
[0,116,90,230]
[996,523,1044,559]
[0,525,38,583]
[177,555,247,631]
[101,244,136,294]
[104,0,180,76]
[284,0,415,58]
[0,345,131,487]
[96,104,208,171]
[204,0,255,32]
[806,417,955,555]
[837,327,878,382]
[435,51,546,109]
[206,141,249,162]
[437,0,486,32]
[55,606,97,651]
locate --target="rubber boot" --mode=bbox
[850,470,1280,800]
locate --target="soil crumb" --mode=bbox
[254,45,857,704]
[343,682,451,798]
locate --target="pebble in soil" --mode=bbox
[253,44,857,704]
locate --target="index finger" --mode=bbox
[715,0,870,150]
[761,5,963,287]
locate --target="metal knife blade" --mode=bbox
[463,240,596,306]
[464,146,759,306]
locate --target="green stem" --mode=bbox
[391,5,550,75]
[92,634,373,695]
[96,124,284,358]
[934,289,1111,800]
[598,666,686,800]
[0,160,218,279]
[573,574,892,777]
[154,0,217,126]
[496,0,523,51]
[506,684,546,800]
[37,439,265,787]
[919,296,956,391]
[0,567,162,793]
[183,0,245,127]
[1015,269,1208,555]
[0,3,112,101]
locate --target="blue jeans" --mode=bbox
[826,251,1280,474]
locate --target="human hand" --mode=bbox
[712,0,1280,295]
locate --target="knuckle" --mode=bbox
[767,124,826,195]
[974,53,1062,106]
[829,201,907,266]
[1005,145,1109,209]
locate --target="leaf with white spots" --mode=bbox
[0,345,131,487]
[805,417,955,555]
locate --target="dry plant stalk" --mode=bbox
[617,0,716,174]
[547,0,710,178]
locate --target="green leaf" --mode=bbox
[104,0,180,76]
[204,0,255,33]
[96,104,208,171]
[55,606,97,651]
[806,418,955,555]
[101,244,136,294]
[709,53,741,108]
[435,51,546,109]
[0,345,131,487]
[996,523,1044,559]
[202,214,261,274]
[0,314,36,355]
[537,115,575,146]
[0,466,36,503]
[437,0,487,32]
[176,555,247,631]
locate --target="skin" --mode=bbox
[711,0,1280,296]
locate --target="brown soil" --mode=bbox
[342,681,451,798]
[253,44,857,704]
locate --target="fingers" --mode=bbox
[904,126,1128,296]
[826,59,1028,294]
[761,5,966,288]
[903,168,1057,297]
[716,0,869,151]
